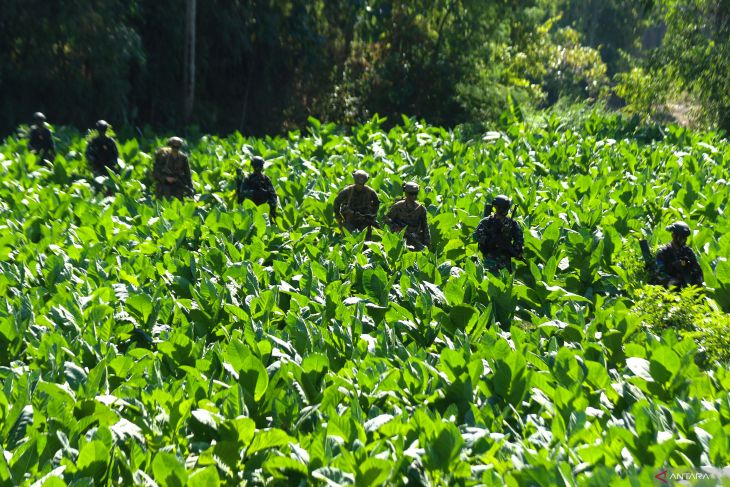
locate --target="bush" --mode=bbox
[631,285,730,365]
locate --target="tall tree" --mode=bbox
[655,0,730,130]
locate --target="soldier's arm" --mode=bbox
[688,250,704,286]
[333,189,346,216]
[654,248,672,285]
[512,221,524,254]
[421,208,431,247]
[238,176,254,202]
[152,151,165,181]
[85,140,96,165]
[183,156,193,188]
[473,219,487,243]
[45,128,56,151]
[371,190,380,214]
[265,177,278,205]
[111,140,119,162]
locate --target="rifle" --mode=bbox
[389,217,423,244]
[483,201,493,218]
[639,239,667,285]
[639,239,653,271]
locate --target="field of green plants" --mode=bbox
[1,114,730,486]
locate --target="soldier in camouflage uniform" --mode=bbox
[384,181,430,251]
[654,221,703,289]
[85,120,119,176]
[473,195,524,273]
[237,156,278,218]
[152,137,193,199]
[27,112,55,165]
[334,170,380,232]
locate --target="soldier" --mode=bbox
[236,156,278,218]
[654,221,703,289]
[384,181,430,250]
[333,170,380,233]
[152,137,193,199]
[85,120,120,176]
[27,112,56,164]
[473,195,524,273]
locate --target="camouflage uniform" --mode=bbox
[334,170,380,232]
[86,122,119,176]
[655,245,703,288]
[654,222,703,288]
[237,157,278,218]
[153,138,193,199]
[473,195,523,273]
[384,182,430,250]
[28,113,55,164]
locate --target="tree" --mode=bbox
[654,0,730,131]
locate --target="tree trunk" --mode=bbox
[183,0,196,123]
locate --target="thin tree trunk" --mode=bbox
[183,0,196,123]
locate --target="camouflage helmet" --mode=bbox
[352,170,369,184]
[666,221,691,237]
[96,120,109,131]
[33,112,46,122]
[167,136,184,149]
[403,181,420,194]
[493,194,511,211]
[251,156,265,168]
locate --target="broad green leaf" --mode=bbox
[626,357,654,382]
[187,466,220,487]
[153,452,188,487]
[76,440,110,482]
[126,293,154,324]
[247,429,293,456]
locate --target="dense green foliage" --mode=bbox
[1,114,730,485]
[3,0,727,135]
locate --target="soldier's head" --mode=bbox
[403,181,419,201]
[33,112,46,124]
[251,156,265,173]
[493,194,511,216]
[167,136,184,152]
[667,221,691,246]
[352,170,369,188]
[96,120,109,134]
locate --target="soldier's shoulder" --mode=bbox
[390,199,407,208]
[155,146,171,156]
[656,243,673,256]
[681,246,699,257]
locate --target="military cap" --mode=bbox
[403,182,420,194]
[251,156,265,168]
[33,112,46,122]
[96,120,109,130]
[167,136,184,148]
[352,170,369,183]
[493,194,511,210]
[666,221,691,237]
